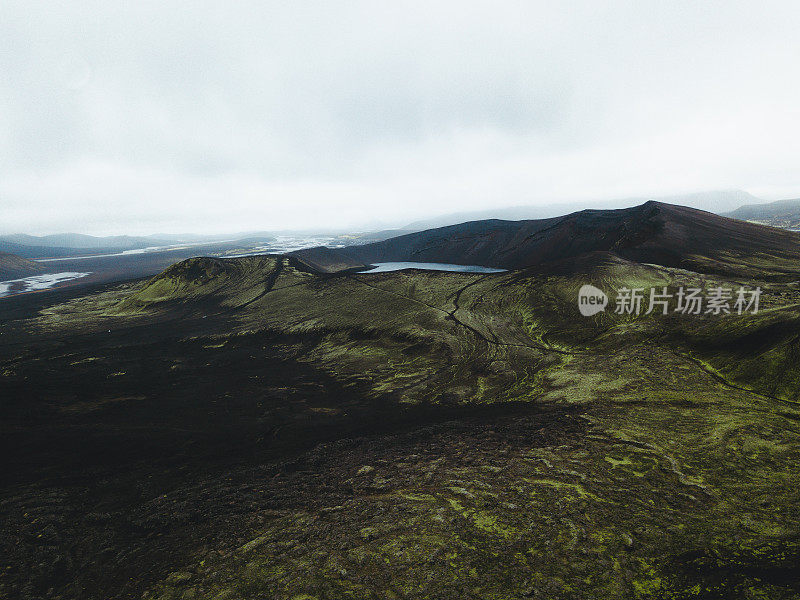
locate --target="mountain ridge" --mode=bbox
[402,189,763,230]
[0,233,172,250]
[724,197,800,230]
[305,201,800,280]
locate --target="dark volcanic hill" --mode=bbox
[327,201,800,279]
[0,252,46,280]
[4,207,800,598]
[403,189,762,230]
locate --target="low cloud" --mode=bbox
[2,1,800,234]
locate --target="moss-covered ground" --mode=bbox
[1,256,798,599]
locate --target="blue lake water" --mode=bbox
[363,262,506,274]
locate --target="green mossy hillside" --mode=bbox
[2,255,799,599]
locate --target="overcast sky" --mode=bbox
[2,1,800,235]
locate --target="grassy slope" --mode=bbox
[1,257,799,599]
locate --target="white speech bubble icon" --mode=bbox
[578,284,608,316]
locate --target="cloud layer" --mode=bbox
[2,1,800,234]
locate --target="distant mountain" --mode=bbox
[332,201,800,280]
[0,233,179,259]
[0,252,47,280]
[0,241,84,259]
[0,233,172,250]
[725,198,800,230]
[0,232,285,259]
[404,190,762,230]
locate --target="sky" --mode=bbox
[2,0,800,235]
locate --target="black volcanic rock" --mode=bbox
[336,201,800,279]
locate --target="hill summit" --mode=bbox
[327,201,800,279]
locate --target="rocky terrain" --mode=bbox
[1,203,799,599]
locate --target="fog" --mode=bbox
[2,1,800,234]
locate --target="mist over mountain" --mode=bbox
[0,233,172,250]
